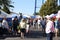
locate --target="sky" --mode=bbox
[11,0,45,15]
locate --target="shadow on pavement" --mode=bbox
[0,33,20,39]
[25,30,46,38]
[0,30,46,39]
[0,30,60,39]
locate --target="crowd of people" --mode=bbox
[31,16,60,40]
[19,15,60,40]
[0,16,19,35]
[0,15,60,40]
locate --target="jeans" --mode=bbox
[47,32,53,40]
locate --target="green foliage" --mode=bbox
[39,0,58,16]
[58,6,60,10]
[2,5,10,14]
[35,12,40,15]
[0,0,14,14]
[8,5,14,8]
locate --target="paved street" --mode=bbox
[0,33,60,40]
[4,37,60,40]
[0,27,60,40]
[0,37,60,40]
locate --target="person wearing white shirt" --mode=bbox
[37,18,41,29]
[2,18,11,34]
[2,18,9,30]
[19,19,26,39]
[46,17,55,40]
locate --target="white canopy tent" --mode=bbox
[50,14,55,17]
[23,15,30,18]
[35,15,42,19]
[0,10,9,18]
[7,12,20,18]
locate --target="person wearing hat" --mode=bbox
[45,16,55,40]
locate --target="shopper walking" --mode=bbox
[46,17,55,40]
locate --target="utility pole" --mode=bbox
[34,0,37,15]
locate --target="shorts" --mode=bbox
[20,28,25,33]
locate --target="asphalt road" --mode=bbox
[0,27,60,40]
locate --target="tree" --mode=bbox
[39,0,58,16]
[58,5,60,10]
[0,0,14,14]
[2,5,11,14]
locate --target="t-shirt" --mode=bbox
[20,22,26,29]
[38,19,41,24]
[46,20,54,33]
[2,20,9,29]
[41,20,46,26]
[26,24,29,30]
